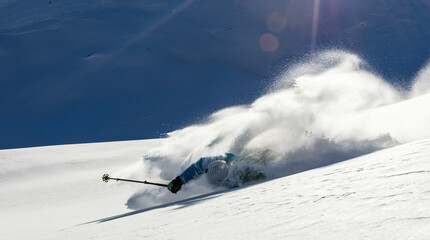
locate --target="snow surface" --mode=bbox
[1,137,429,239]
[0,140,162,239]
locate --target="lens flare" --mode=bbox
[311,0,320,52]
[259,33,279,52]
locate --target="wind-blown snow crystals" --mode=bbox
[126,51,430,209]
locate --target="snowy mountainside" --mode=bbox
[55,139,430,239]
[0,140,161,240]
[83,139,430,240]
[1,138,428,239]
[2,51,430,240]
[1,1,430,238]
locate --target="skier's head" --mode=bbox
[206,160,230,185]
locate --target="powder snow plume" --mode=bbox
[119,50,430,209]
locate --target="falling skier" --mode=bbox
[103,152,268,193]
[167,153,237,193]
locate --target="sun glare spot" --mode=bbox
[259,33,279,52]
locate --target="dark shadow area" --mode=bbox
[82,187,240,224]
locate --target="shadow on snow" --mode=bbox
[82,186,240,224]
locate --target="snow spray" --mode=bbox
[122,50,430,209]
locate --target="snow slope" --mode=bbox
[0,140,162,239]
[64,139,430,240]
[1,137,429,239]
[1,1,430,238]
[2,47,430,240]
[1,52,430,239]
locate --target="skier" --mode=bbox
[167,153,237,193]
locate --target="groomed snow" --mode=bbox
[1,138,429,239]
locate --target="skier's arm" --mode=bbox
[168,156,221,193]
[168,153,236,193]
[224,152,236,163]
[179,153,236,183]
[179,155,225,184]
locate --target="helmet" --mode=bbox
[206,160,230,185]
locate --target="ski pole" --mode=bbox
[102,174,168,187]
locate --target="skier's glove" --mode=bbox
[168,176,183,194]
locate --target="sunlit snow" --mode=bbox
[1,0,430,239]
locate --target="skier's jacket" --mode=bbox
[179,153,236,184]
